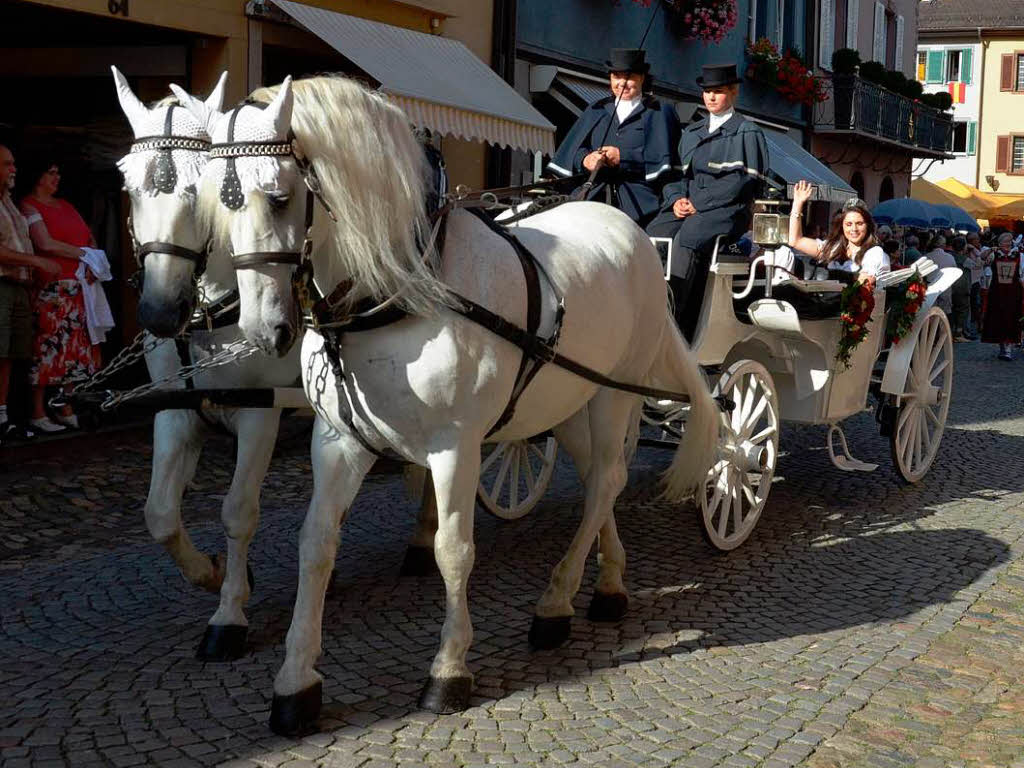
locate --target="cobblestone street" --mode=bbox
[2,341,1024,768]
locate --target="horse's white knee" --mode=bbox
[220,492,260,540]
[144,502,180,544]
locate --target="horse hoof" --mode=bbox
[195,624,248,662]
[399,546,437,577]
[419,676,472,714]
[529,615,572,650]
[269,681,322,737]
[586,591,629,623]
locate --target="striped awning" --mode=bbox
[271,0,555,154]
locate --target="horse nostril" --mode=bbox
[272,324,294,354]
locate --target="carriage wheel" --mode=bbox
[890,308,952,483]
[477,438,558,520]
[700,360,780,552]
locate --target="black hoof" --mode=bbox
[587,591,629,623]
[269,681,322,737]
[195,624,248,662]
[419,676,472,714]
[399,546,437,577]
[529,615,572,650]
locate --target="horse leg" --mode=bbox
[196,408,282,662]
[531,392,636,649]
[401,467,439,577]
[553,408,630,623]
[144,409,219,591]
[270,416,375,737]
[419,438,480,714]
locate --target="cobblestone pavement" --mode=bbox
[1,341,1023,768]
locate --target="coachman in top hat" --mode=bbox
[547,48,681,228]
[647,62,768,341]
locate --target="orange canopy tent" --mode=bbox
[933,178,1024,220]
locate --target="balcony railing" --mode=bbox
[813,75,953,156]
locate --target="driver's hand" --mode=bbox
[597,146,621,166]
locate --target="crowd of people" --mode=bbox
[0,142,114,444]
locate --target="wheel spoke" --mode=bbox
[898,409,916,466]
[481,443,506,474]
[924,405,941,427]
[926,323,945,373]
[741,473,758,506]
[731,381,748,432]
[741,391,770,438]
[717,473,734,538]
[929,357,949,384]
[528,442,548,462]
[919,410,932,457]
[522,448,537,492]
[730,480,743,534]
[509,449,520,511]
[489,449,514,502]
[912,413,923,469]
[750,425,776,445]
[897,402,916,433]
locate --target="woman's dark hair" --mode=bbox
[16,156,60,201]
[820,200,878,266]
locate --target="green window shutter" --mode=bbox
[962,47,973,84]
[926,50,944,83]
[968,122,977,155]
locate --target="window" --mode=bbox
[999,52,1024,91]
[1014,137,1024,172]
[885,11,897,69]
[834,0,848,54]
[917,51,928,81]
[951,122,968,154]
[879,176,894,203]
[945,49,961,82]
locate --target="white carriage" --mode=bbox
[638,231,960,551]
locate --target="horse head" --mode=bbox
[192,77,302,357]
[113,65,227,337]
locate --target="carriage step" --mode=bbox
[827,424,878,472]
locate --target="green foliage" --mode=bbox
[901,79,924,100]
[858,60,886,84]
[831,48,861,75]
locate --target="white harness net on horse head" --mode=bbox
[117,103,209,197]
[204,103,290,210]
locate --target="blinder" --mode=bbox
[207,102,337,315]
[125,104,212,278]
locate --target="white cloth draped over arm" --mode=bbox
[76,247,115,344]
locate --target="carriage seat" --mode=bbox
[732,278,845,323]
[650,233,749,282]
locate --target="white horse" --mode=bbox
[185,74,717,734]
[112,70,440,662]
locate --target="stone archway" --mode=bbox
[850,171,866,201]
[879,176,895,203]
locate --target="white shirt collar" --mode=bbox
[708,109,735,134]
[615,97,641,124]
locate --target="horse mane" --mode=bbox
[252,75,449,315]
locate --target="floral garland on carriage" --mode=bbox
[836,281,876,370]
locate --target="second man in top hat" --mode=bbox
[647,62,767,341]
[547,48,681,228]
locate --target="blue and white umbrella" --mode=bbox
[932,203,980,233]
[871,198,936,228]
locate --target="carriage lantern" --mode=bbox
[752,187,788,248]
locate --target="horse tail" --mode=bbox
[653,321,718,501]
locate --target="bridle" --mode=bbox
[207,102,336,315]
[125,105,212,277]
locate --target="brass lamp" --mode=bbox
[752,187,789,247]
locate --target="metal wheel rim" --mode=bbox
[892,309,952,483]
[700,360,779,551]
[477,437,557,520]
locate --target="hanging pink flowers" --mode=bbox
[628,0,739,43]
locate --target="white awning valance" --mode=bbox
[271,0,555,154]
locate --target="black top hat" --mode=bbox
[606,48,650,74]
[696,63,743,88]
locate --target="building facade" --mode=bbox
[913,37,981,186]
[810,0,950,207]
[0,0,500,347]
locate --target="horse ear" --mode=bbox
[262,76,293,137]
[111,65,148,136]
[169,82,223,138]
[205,71,228,114]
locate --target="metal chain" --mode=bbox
[99,339,262,412]
[63,331,165,398]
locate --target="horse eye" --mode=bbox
[266,191,290,209]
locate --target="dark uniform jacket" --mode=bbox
[648,112,768,255]
[547,95,680,226]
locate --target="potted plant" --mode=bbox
[831,48,861,129]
